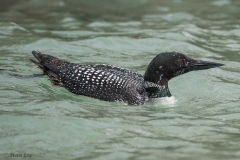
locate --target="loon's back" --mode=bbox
[30,51,148,105]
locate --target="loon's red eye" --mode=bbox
[178,59,183,65]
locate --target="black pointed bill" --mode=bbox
[188,60,224,70]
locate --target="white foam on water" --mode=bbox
[147,96,178,108]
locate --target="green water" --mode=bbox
[1,0,240,160]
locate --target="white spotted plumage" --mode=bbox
[55,64,148,105]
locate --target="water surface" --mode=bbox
[1,0,240,160]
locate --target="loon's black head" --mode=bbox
[144,52,224,85]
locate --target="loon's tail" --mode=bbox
[30,50,67,86]
[30,51,69,73]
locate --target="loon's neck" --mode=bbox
[143,55,173,98]
[143,79,171,98]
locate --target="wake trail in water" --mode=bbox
[0,69,44,78]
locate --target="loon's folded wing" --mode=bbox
[57,65,147,105]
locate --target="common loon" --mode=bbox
[30,51,224,105]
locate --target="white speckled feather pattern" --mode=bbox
[57,64,148,105]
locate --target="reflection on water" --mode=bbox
[1,0,240,160]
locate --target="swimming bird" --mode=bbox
[30,51,224,105]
